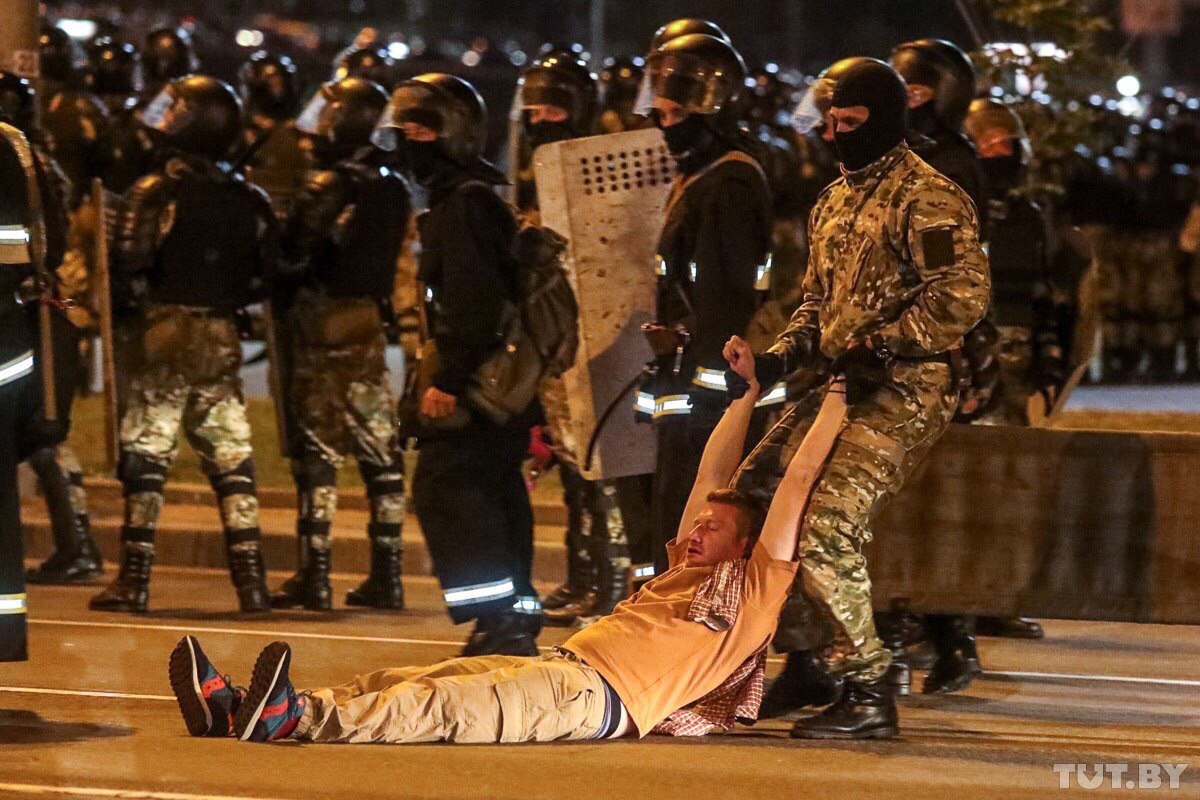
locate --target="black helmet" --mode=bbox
[890,39,976,131]
[372,73,488,165]
[40,25,89,87]
[138,75,242,161]
[600,55,644,100]
[296,77,388,162]
[744,66,798,126]
[332,46,395,87]
[649,19,731,51]
[965,98,1030,159]
[518,49,598,134]
[143,27,200,89]
[87,38,143,99]
[239,50,299,119]
[0,72,36,134]
[637,33,746,118]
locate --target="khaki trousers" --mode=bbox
[296,652,610,744]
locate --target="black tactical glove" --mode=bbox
[831,339,893,405]
[726,351,786,401]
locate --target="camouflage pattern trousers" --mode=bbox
[733,362,959,681]
[288,293,405,550]
[975,326,1035,426]
[119,306,259,547]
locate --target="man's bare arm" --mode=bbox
[676,337,762,542]
[757,382,848,562]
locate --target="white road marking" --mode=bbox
[986,669,1200,688]
[0,685,173,701]
[0,782,294,800]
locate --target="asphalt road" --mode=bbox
[1,564,1197,800]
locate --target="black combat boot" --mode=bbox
[790,675,898,739]
[1180,336,1200,382]
[758,650,842,719]
[461,611,539,657]
[26,448,103,585]
[270,536,333,611]
[976,616,1044,639]
[876,610,920,697]
[543,590,598,626]
[542,470,594,612]
[89,542,153,613]
[345,529,405,610]
[923,614,983,694]
[228,540,271,613]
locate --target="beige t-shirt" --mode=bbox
[564,537,798,736]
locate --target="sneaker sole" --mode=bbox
[790,726,899,740]
[234,641,291,742]
[168,636,214,737]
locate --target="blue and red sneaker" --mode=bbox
[233,641,307,742]
[168,635,245,737]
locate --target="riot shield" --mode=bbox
[261,296,297,458]
[533,127,675,480]
[91,178,119,467]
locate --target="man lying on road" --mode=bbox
[168,337,849,743]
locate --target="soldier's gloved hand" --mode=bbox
[832,339,892,405]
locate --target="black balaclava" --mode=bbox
[657,112,720,174]
[829,60,908,172]
[981,152,1023,197]
[395,137,447,185]
[525,118,575,149]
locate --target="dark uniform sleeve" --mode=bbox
[246,181,283,291]
[115,173,174,277]
[431,185,516,396]
[689,168,770,367]
[877,179,990,356]
[280,169,350,282]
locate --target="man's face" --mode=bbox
[525,104,569,125]
[652,96,688,128]
[400,121,438,142]
[829,105,869,135]
[973,127,1016,159]
[684,503,748,567]
[906,83,935,110]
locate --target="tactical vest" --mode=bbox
[316,163,410,301]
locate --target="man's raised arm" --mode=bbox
[675,336,763,542]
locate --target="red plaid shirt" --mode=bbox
[650,558,768,736]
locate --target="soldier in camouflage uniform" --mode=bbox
[268,77,411,612]
[729,59,989,739]
[89,76,276,614]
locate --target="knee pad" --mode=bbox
[359,460,405,500]
[293,454,336,494]
[210,458,258,501]
[119,452,169,497]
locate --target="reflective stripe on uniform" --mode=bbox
[635,391,656,415]
[654,256,667,277]
[633,392,693,419]
[512,595,542,615]
[0,594,27,615]
[0,224,31,264]
[631,564,656,580]
[692,368,727,391]
[688,261,697,283]
[755,381,787,407]
[443,578,515,607]
[0,350,34,388]
[755,253,773,291]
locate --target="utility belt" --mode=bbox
[891,347,969,392]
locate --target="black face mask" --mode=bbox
[395,138,444,185]
[830,60,909,172]
[907,99,940,137]
[658,113,717,173]
[981,152,1023,196]
[525,119,574,149]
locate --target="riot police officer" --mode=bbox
[88,38,143,115]
[38,24,108,206]
[89,76,277,614]
[597,56,649,134]
[238,50,308,219]
[891,39,987,212]
[332,46,396,88]
[373,73,541,655]
[0,72,104,586]
[141,27,200,98]
[269,77,411,611]
[636,31,775,576]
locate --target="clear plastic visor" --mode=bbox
[633,52,724,117]
[790,76,835,134]
[295,86,332,137]
[137,86,190,135]
[370,82,442,152]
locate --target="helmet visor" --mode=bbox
[790,76,835,134]
[633,51,726,117]
[370,82,443,151]
[137,85,193,136]
[295,86,332,137]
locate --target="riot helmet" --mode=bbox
[599,55,645,127]
[296,77,388,164]
[87,38,143,103]
[965,97,1031,195]
[890,39,976,134]
[142,27,200,91]
[239,50,299,120]
[649,18,731,50]
[40,25,89,89]
[635,33,746,120]
[0,72,36,134]
[138,75,242,162]
[332,46,395,88]
[372,73,488,167]
[743,66,798,127]
[791,57,874,138]
[825,58,908,171]
[517,49,598,144]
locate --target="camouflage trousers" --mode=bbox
[119,306,259,548]
[733,361,959,680]
[288,293,405,551]
[975,326,1035,427]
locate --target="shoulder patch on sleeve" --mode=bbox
[921,228,956,270]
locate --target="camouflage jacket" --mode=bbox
[768,144,989,365]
